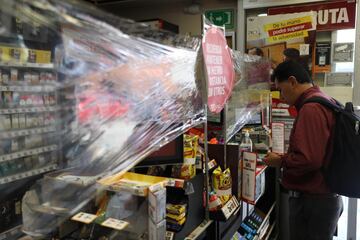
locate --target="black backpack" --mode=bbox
[303,97,360,198]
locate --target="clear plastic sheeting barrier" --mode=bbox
[226,51,272,141]
[0,0,205,237]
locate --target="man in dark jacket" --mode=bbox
[264,60,343,240]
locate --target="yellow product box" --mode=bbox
[0,46,27,63]
[35,49,51,64]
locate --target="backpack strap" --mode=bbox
[302,96,343,112]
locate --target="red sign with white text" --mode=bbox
[202,27,235,113]
[268,0,356,31]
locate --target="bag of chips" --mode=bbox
[212,167,232,204]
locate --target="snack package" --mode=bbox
[179,134,198,179]
[166,212,186,222]
[166,203,186,215]
[212,167,232,205]
[166,216,186,226]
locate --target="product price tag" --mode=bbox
[71,212,97,224]
[101,218,129,231]
[166,231,175,240]
[222,196,239,219]
[208,159,217,170]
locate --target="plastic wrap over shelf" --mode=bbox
[226,51,272,141]
[0,0,206,237]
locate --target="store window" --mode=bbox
[334,29,355,73]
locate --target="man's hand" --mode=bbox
[263,152,282,167]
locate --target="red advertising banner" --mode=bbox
[202,27,235,113]
[268,0,356,31]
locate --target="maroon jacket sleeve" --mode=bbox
[282,103,332,177]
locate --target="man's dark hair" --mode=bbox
[283,48,300,60]
[248,47,264,57]
[271,60,313,84]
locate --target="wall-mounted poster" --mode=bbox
[246,11,316,67]
[333,42,354,62]
[314,42,331,73]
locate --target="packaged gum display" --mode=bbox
[166,212,186,222]
[166,203,186,215]
[166,216,186,226]
[212,166,232,205]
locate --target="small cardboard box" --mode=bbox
[148,184,166,223]
[148,218,166,240]
[242,152,266,204]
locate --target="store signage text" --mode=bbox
[264,16,313,43]
[202,27,235,113]
[268,1,356,31]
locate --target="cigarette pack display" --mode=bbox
[3,92,12,106]
[10,69,18,81]
[0,139,11,154]
[38,154,46,167]
[50,151,57,163]
[0,162,11,176]
[11,114,19,129]
[40,72,47,83]
[2,73,9,84]
[31,155,39,168]
[11,139,19,152]
[24,72,32,83]
[2,114,12,130]
[31,73,39,84]
[12,92,20,106]
[25,114,33,128]
[19,113,26,128]
[24,157,33,170]
[28,49,36,63]
[43,94,49,106]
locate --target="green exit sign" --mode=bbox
[205,9,235,30]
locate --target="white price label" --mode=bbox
[72,212,97,224]
[101,218,129,231]
[166,231,175,240]
[222,197,238,219]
